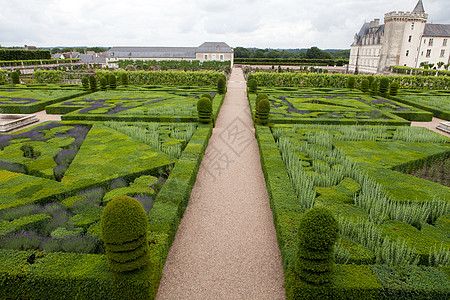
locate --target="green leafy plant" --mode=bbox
[120,72,129,86]
[89,75,97,92]
[108,74,117,89]
[389,82,399,96]
[217,75,226,94]
[81,77,89,91]
[255,98,270,125]
[99,76,108,91]
[379,78,390,97]
[100,195,150,272]
[370,80,378,96]
[197,97,212,124]
[10,71,20,84]
[296,207,339,285]
[248,78,258,93]
[361,79,369,93]
[347,76,355,89]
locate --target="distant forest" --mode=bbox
[234,47,350,60]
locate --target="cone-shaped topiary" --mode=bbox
[101,195,149,272]
[370,80,378,96]
[255,98,270,125]
[120,72,129,86]
[255,93,269,107]
[367,76,374,86]
[100,76,108,91]
[81,77,89,91]
[389,82,399,96]
[347,76,355,89]
[89,75,97,92]
[248,79,257,93]
[108,74,117,89]
[10,71,20,84]
[296,207,339,285]
[379,78,390,97]
[197,97,212,124]
[218,75,226,94]
[361,79,369,93]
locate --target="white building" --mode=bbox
[105,42,233,68]
[348,0,450,74]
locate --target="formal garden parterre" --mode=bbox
[0,70,222,299]
[249,70,450,298]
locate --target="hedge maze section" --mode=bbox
[392,90,450,121]
[249,88,433,125]
[46,87,224,123]
[256,124,450,299]
[0,87,88,114]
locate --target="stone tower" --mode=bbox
[378,0,428,72]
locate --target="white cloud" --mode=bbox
[0,0,448,49]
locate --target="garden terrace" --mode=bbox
[0,118,212,299]
[391,89,450,121]
[256,123,450,298]
[46,87,224,123]
[248,87,431,125]
[0,86,88,114]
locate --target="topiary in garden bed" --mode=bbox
[389,82,399,97]
[100,195,150,272]
[100,76,108,91]
[10,71,20,85]
[361,79,369,93]
[296,207,339,285]
[120,72,129,86]
[255,98,270,125]
[370,80,378,96]
[197,97,212,124]
[379,78,390,97]
[347,76,355,89]
[108,74,117,89]
[89,75,97,92]
[81,77,89,91]
[217,75,226,94]
[248,78,258,94]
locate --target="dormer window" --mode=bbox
[217,45,220,51]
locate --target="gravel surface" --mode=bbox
[156,68,286,299]
[411,117,450,138]
[9,110,62,133]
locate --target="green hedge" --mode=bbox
[391,95,450,121]
[0,59,81,68]
[0,49,51,61]
[248,73,450,90]
[236,58,348,66]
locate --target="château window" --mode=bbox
[411,23,414,30]
[444,39,448,47]
[441,50,445,58]
[426,49,431,57]
[406,50,409,56]
[429,39,433,46]
[408,35,412,42]
[424,39,426,44]
[204,54,208,60]
[220,54,224,60]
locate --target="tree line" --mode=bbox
[234,47,349,60]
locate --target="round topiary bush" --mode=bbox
[201,93,212,101]
[120,72,129,86]
[248,79,257,94]
[379,78,390,97]
[296,207,339,285]
[81,77,89,91]
[218,76,226,94]
[347,76,355,89]
[389,82,400,96]
[255,93,268,107]
[255,98,270,125]
[197,97,212,124]
[370,80,378,96]
[101,195,149,272]
[100,76,108,91]
[108,74,117,89]
[361,79,369,93]
[89,75,97,92]
[10,71,20,84]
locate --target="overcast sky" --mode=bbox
[0,0,448,49]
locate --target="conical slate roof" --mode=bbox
[413,0,425,13]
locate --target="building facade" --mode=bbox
[348,1,450,74]
[105,42,233,68]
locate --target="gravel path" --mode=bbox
[156,68,286,299]
[411,117,450,138]
[9,110,62,133]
